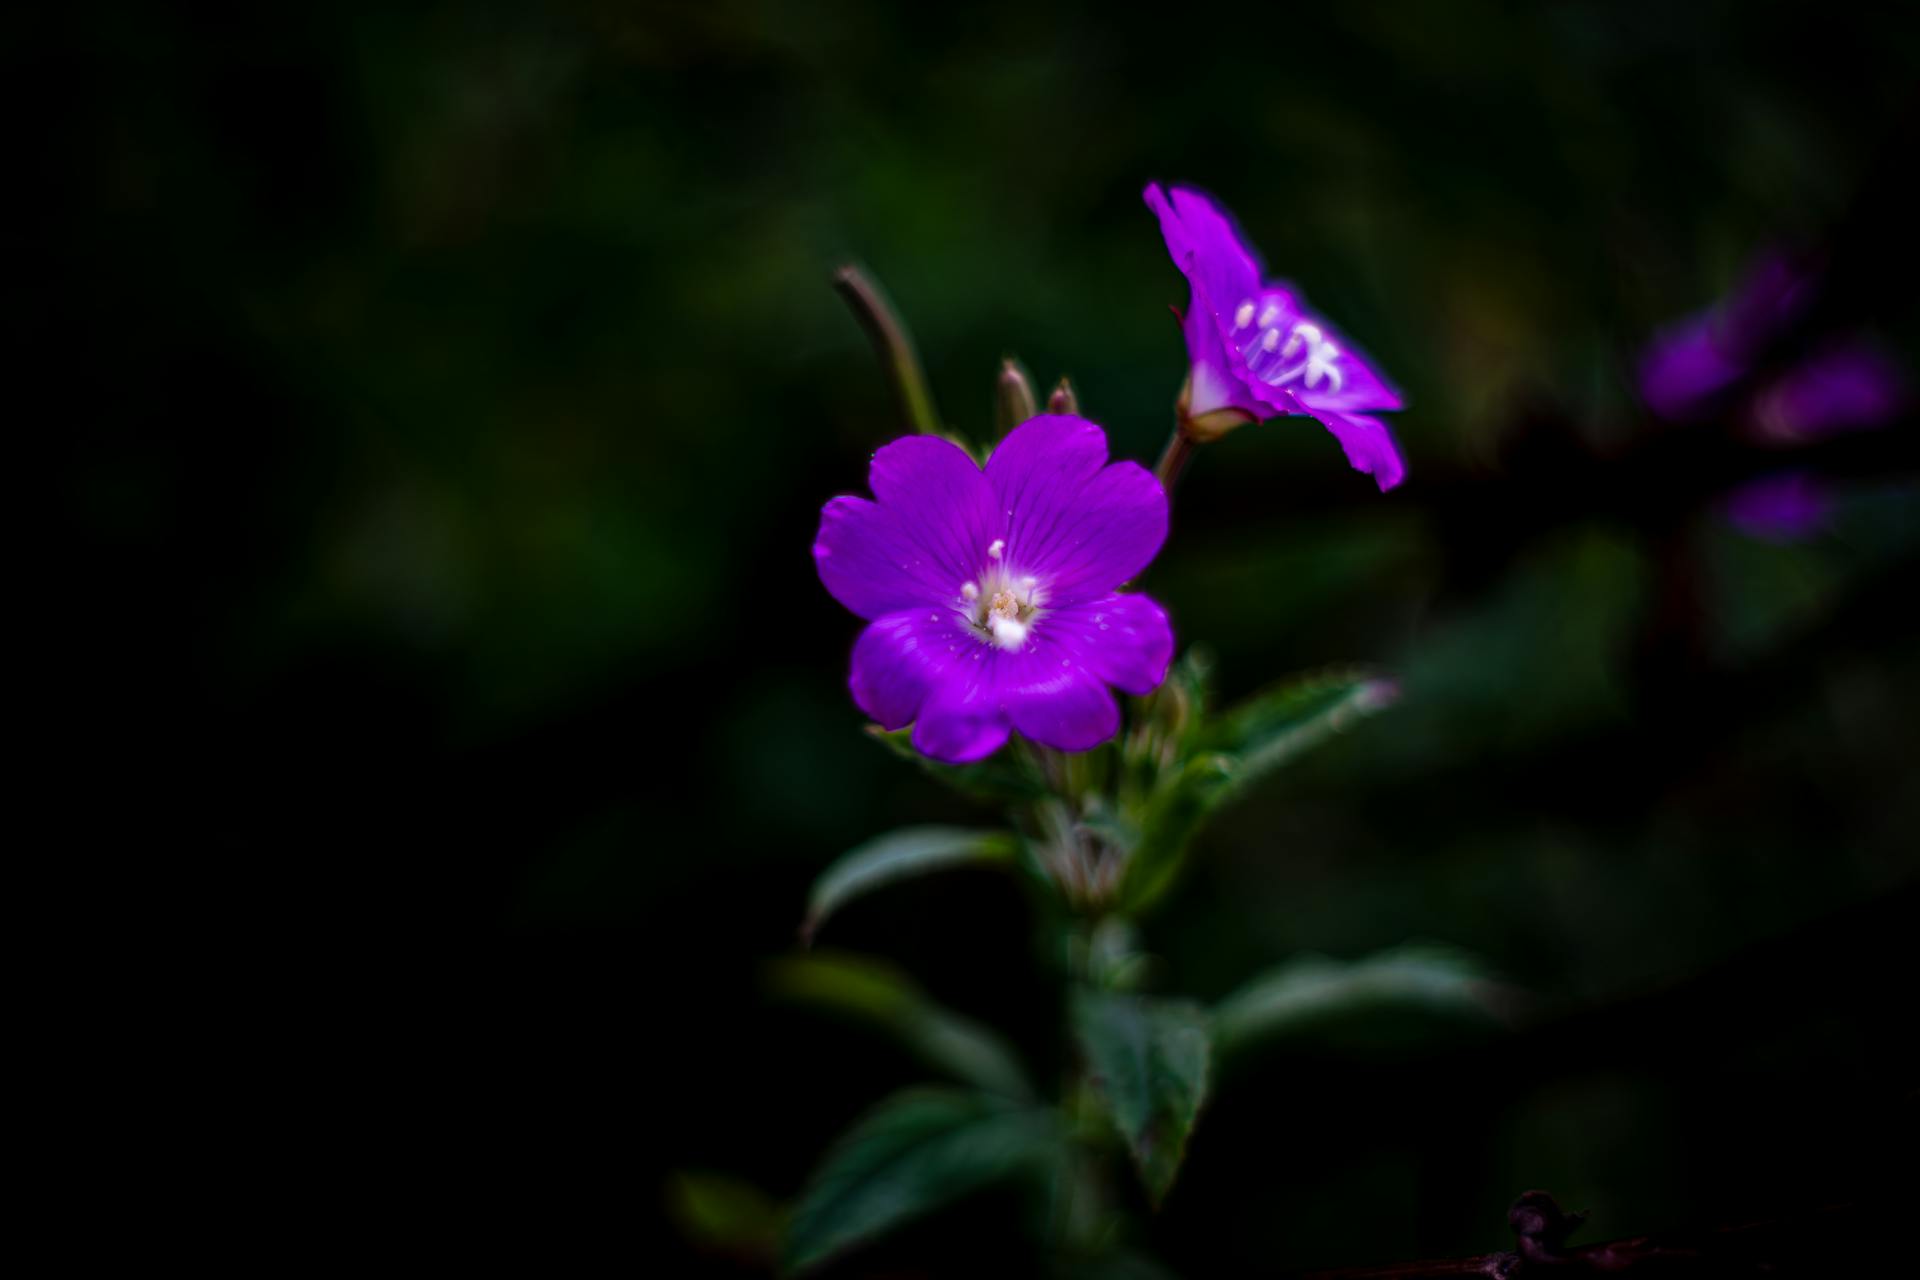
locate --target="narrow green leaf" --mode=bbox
[1209,667,1399,784]
[1212,945,1510,1059]
[1071,990,1211,1204]
[804,825,1016,941]
[868,725,1051,804]
[784,1088,1063,1274]
[769,952,1034,1100]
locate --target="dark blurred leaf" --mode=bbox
[665,1170,784,1265]
[804,824,1017,941]
[1119,670,1398,913]
[1212,944,1510,1060]
[769,951,1034,1099]
[1071,989,1211,1205]
[868,724,1050,804]
[784,1088,1064,1274]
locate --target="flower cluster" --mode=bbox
[816,186,1407,761]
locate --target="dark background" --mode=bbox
[43,1,1919,1271]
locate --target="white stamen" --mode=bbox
[961,581,980,601]
[1258,302,1282,328]
[989,614,1029,650]
[1232,300,1255,329]
[987,539,1005,559]
[1261,328,1280,352]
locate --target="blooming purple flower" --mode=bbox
[814,415,1175,763]
[1143,183,1406,490]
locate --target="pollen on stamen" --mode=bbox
[987,539,1005,559]
[1261,329,1280,352]
[1233,300,1255,329]
[961,581,980,601]
[1258,302,1282,328]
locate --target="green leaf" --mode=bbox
[868,725,1050,804]
[769,951,1034,1100]
[1071,989,1212,1205]
[1207,666,1400,784]
[1212,944,1510,1060]
[665,1170,784,1264]
[804,825,1016,942]
[784,1088,1063,1274]
[1118,670,1398,913]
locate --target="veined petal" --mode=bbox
[912,665,1012,763]
[849,608,972,730]
[1144,183,1263,317]
[814,496,949,619]
[1043,594,1174,696]
[867,434,1002,596]
[995,640,1121,753]
[986,416,1168,605]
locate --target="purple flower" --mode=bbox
[1750,341,1907,441]
[1143,183,1406,491]
[1724,471,1830,542]
[813,415,1174,763]
[1639,252,1816,423]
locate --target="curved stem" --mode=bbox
[1153,425,1197,493]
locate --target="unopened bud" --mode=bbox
[1048,376,1079,416]
[995,357,1039,437]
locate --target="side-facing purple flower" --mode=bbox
[1143,183,1406,491]
[813,415,1175,763]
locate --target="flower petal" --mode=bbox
[1144,183,1263,319]
[849,608,972,729]
[986,416,1168,605]
[995,642,1121,753]
[1043,594,1174,696]
[814,496,950,619]
[867,434,1002,597]
[912,666,1012,763]
[1303,410,1405,492]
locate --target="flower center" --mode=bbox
[959,569,1044,651]
[1230,297,1345,394]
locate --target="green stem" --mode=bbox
[832,264,944,436]
[1152,424,1197,493]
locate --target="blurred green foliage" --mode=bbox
[51,0,1919,1273]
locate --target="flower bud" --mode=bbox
[1048,376,1079,415]
[995,357,1038,437]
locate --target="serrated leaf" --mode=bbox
[784,1088,1063,1274]
[868,725,1050,804]
[769,951,1034,1099]
[1212,944,1510,1059]
[804,826,1016,942]
[1071,990,1211,1205]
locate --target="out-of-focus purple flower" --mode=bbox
[813,415,1174,763]
[1724,471,1830,542]
[1750,341,1907,441]
[1143,183,1406,491]
[1639,253,1817,422]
